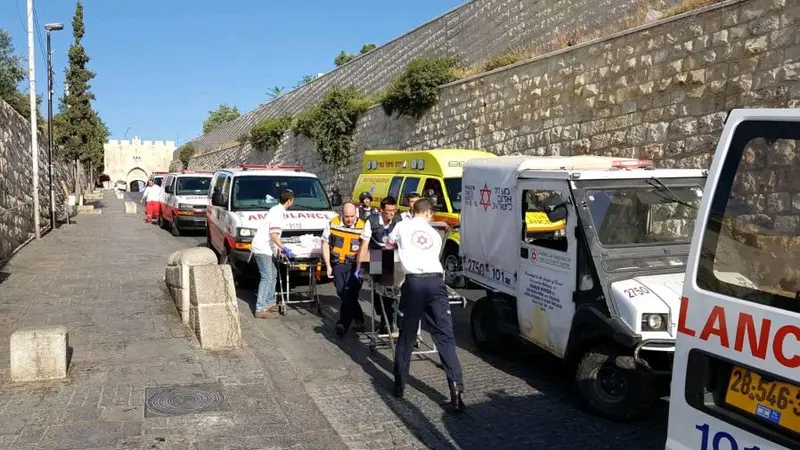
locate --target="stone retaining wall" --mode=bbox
[183,0,681,155]
[189,0,798,201]
[0,99,76,262]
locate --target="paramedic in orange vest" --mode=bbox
[322,202,367,337]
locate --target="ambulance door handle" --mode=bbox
[520,248,528,259]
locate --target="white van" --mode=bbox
[159,171,214,236]
[206,164,342,279]
[666,109,800,450]
[460,155,708,421]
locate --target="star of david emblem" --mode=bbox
[479,184,492,211]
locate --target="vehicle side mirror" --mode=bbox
[542,194,568,223]
[211,192,226,207]
[330,187,342,207]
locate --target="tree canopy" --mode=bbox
[202,104,240,134]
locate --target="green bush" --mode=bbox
[293,86,376,167]
[179,143,196,169]
[250,116,292,151]
[483,48,526,71]
[380,57,459,119]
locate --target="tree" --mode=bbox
[52,2,108,194]
[179,143,196,169]
[360,43,376,54]
[0,29,44,130]
[334,51,356,67]
[266,86,284,100]
[202,104,240,134]
[293,74,315,89]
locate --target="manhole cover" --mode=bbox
[144,383,229,418]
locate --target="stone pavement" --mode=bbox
[0,191,669,449]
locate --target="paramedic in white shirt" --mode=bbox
[139,180,161,223]
[386,198,465,413]
[250,189,295,319]
[400,192,419,220]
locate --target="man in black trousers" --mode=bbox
[386,198,465,412]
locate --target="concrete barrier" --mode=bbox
[165,247,218,324]
[188,264,243,350]
[115,191,124,200]
[124,202,137,214]
[10,326,68,382]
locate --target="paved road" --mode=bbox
[0,191,669,449]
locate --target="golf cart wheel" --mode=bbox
[470,296,507,354]
[442,246,465,289]
[171,219,181,236]
[575,345,657,422]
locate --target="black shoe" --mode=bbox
[352,319,365,331]
[393,384,404,398]
[449,381,465,413]
[335,323,346,337]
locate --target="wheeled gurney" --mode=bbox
[274,235,323,315]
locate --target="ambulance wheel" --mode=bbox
[470,296,507,354]
[157,215,165,229]
[218,247,229,265]
[575,345,656,422]
[171,219,181,236]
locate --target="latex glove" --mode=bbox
[283,247,294,259]
[354,268,362,279]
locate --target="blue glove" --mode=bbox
[354,268,362,279]
[282,247,294,259]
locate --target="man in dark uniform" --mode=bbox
[357,191,375,221]
[321,202,367,336]
[355,196,402,334]
[387,198,465,412]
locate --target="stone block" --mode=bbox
[165,247,218,325]
[124,202,137,214]
[10,326,68,382]
[188,264,242,350]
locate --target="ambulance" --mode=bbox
[666,109,800,450]
[206,164,341,280]
[148,171,167,187]
[350,149,565,288]
[158,170,214,236]
[460,155,708,421]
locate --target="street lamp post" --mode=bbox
[45,23,63,230]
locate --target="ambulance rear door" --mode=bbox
[667,109,800,450]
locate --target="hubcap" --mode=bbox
[593,367,628,404]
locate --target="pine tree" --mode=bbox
[53,1,108,193]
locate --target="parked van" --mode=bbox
[159,171,214,236]
[206,164,341,279]
[350,149,495,287]
[666,109,800,450]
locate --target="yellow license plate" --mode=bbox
[298,264,307,271]
[725,366,800,433]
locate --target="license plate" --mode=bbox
[725,366,800,433]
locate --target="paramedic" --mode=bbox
[140,180,161,223]
[387,198,465,412]
[251,189,295,319]
[321,202,367,336]
[357,192,375,221]
[400,192,419,220]
[355,196,402,334]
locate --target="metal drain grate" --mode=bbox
[144,383,229,418]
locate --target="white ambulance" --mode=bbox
[158,170,214,236]
[206,164,342,280]
[460,155,708,421]
[666,109,800,450]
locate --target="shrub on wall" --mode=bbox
[380,56,459,119]
[179,143,196,169]
[292,86,376,167]
[250,116,292,152]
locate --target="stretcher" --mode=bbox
[274,235,323,316]
[360,222,467,357]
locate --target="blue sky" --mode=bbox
[3,0,465,143]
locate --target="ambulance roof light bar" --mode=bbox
[610,159,654,170]
[239,164,304,171]
[180,170,214,174]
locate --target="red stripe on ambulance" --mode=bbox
[678,296,800,368]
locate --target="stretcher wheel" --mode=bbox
[279,304,286,315]
[315,300,322,315]
[369,342,377,352]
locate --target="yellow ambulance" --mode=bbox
[351,149,565,288]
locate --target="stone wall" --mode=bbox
[183,0,680,154]
[189,0,798,201]
[0,99,76,262]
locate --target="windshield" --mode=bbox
[176,176,211,196]
[444,178,462,213]
[232,175,332,211]
[585,182,704,247]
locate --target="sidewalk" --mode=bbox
[0,191,667,450]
